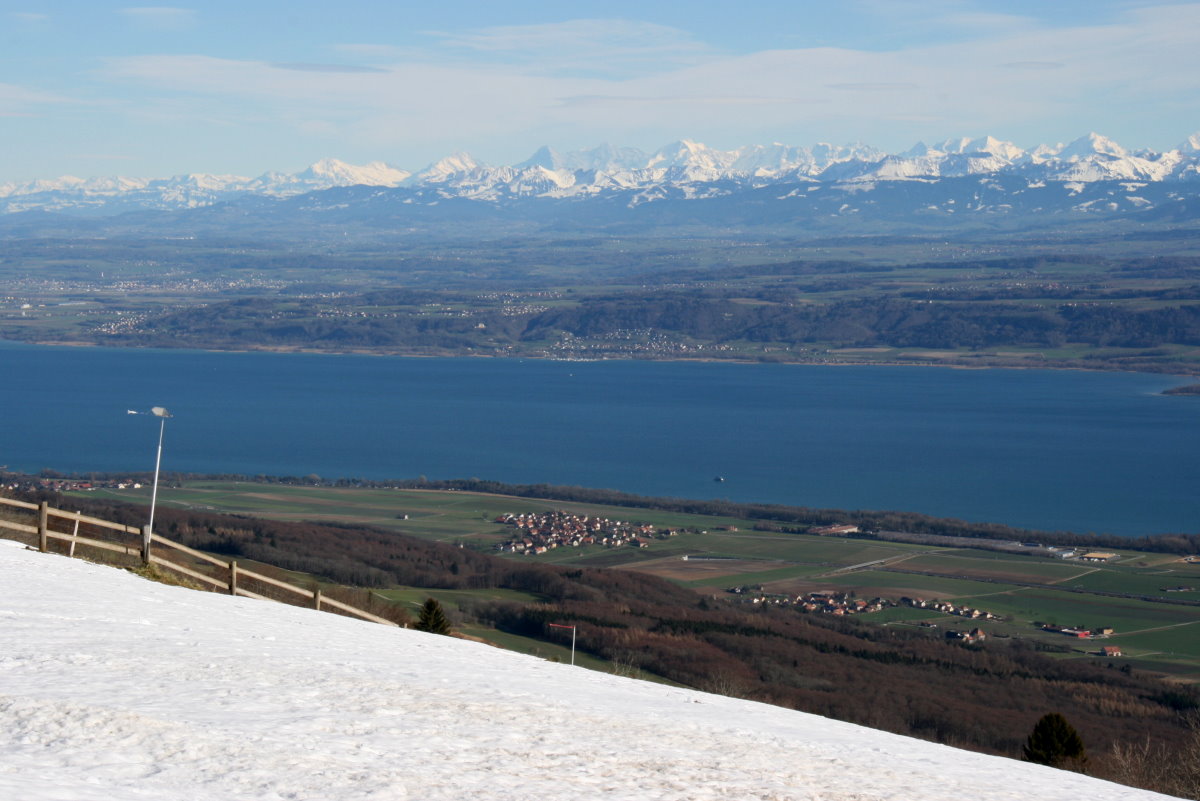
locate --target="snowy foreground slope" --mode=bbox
[0,540,1177,801]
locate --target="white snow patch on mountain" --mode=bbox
[1,540,1174,801]
[6,133,1200,214]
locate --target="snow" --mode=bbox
[412,152,482,183]
[1059,132,1127,160]
[7,133,1200,214]
[0,540,1176,801]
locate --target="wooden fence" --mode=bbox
[0,495,398,627]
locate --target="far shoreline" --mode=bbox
[5,336,1199,382]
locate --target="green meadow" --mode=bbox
[83,480,1200,681]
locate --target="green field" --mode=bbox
[1066,568,1200,597]
[953,588,1195,631]
[80,480,1200,681]
[808,570,1021,598]
[896,552,1092,583]
[104,483,751,546]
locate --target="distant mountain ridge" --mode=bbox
[3,131,1199,218]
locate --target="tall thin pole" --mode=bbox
[147,414,166,538]
[143,407,171,563]
[549,623,576,666]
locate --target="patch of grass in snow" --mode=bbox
[127,563,205,590]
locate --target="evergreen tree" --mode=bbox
[415,597,452,635]
[1022,712,1088,771]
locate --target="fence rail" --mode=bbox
[0,495,397,628]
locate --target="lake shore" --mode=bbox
[10,336,1199,380]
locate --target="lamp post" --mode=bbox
[549,623,577,666]
[143,406,171,563]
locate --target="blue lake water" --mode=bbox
[1,341,1196,536]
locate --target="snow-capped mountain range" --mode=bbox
[3,132,1200,216]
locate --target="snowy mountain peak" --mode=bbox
[1060,132,1127,160]
[965,135,1025,159]
[414,152,481,182]
[6,132,1200,215]
[649,139,724,168]
[516,143,651,174]
[299,158,410,186]
[515,145,561,170]
[902,141,937,158]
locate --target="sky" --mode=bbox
[2,0,1199,182]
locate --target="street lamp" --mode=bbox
[549,622,577,666]
[143,406,172,561]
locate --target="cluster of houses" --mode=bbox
[1,477,143,493]
[1037,625,1124,657]
[944,628,989,644]
[1041,624,1116,639]
[900,597,1002,621]
[726,588,896,616]
[494,510,672,555]
[792,591,894,615]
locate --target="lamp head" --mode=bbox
[150,406,172,418]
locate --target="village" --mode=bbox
[0,475,146,494]
[899,596,1003,622]
[725,587,897,616]
[494,510,677,555]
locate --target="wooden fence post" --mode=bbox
[314,589,322,611]
[229,561,238,596]
[141,525,152,566]
[37,501,48,553]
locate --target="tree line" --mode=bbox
[98,289,1200,358]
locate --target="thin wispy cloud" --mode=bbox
[10,1,1199,183]
[930,11,1037,34]
[427,19,714,77]
[559,95,798,108]
[99,3,1200,160]
[334,44,406,59]
[66,152,138,162]
[10,12,49,23]
[0,82,68,113]
[846,0,1037,45]
[826,83,920,92]
[271,63,390,75]
[1003,61,1065,70]
[118,6,195,30]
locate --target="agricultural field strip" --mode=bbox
[1059,567,1102,584]
[875,565,1200,609]
[816,549,949,577]
[1116,619,1200,637]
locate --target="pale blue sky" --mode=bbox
[2,1,1198,181]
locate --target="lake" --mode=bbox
[1,342,1196,536]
